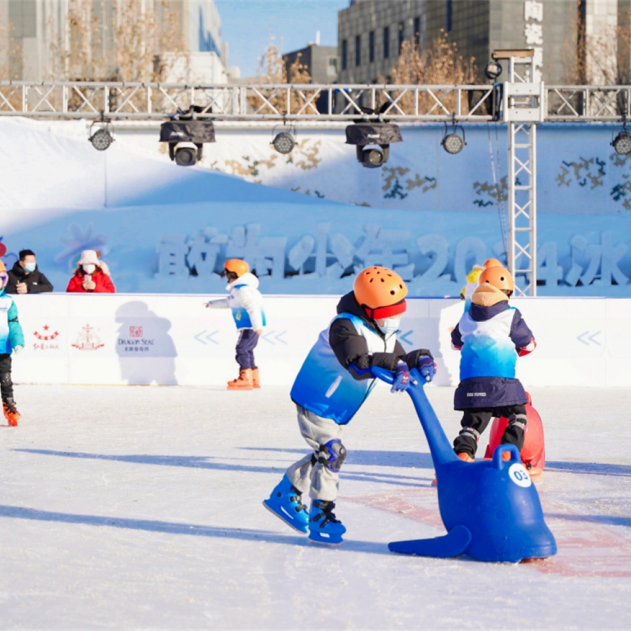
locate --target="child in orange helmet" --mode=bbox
[450,266,536,463]
[264,266,436,545]
[206,259,266,390]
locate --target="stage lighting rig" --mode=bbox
[441,123,467,155]
[88,122,114,151]
[345,121,402,169]
[611,126,631,155]
[160,108,216,167]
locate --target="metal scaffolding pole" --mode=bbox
[500,51,543,296]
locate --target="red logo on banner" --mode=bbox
[33,325,59,341]
[129,326,143,338]
[72,325,105,351]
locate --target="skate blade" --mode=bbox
[307,535,343,547]
[262,500,308,534]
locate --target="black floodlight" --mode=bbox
[272,131,295,154]
[160,119,215,167]
[89,124,114,151]
[345,122,402,169]
[611,127,631,155]
[441,124,466,155]
[485,61,503,81]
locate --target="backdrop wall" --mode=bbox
[11,294,630,389]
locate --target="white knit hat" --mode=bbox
[78,250,100,266]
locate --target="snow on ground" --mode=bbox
[2,383,631,629]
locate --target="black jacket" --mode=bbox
[6,262,54,294]
[330,292,432,380]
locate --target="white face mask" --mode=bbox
[377,316,401,335]
[83,264,96,274]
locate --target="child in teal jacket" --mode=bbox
[0,261,25,425]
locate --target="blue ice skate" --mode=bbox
[308,499,346,546]
[263,474,309,534]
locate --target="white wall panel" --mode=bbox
[10,294,631,388]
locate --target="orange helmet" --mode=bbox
[483,258,503,268]
[354,266,408,319]
[479,266,514,295]
[223,259,249,278]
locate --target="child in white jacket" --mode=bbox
[206,259,266,389]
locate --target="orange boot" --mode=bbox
[227,369,254,390]
[3,398,20,426]
[252,368,261,389]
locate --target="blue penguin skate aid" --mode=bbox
[263,474,309,534]
[371,367,557,563]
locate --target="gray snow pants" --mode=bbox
[286,405,345,502]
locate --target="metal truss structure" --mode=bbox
[1,76,625,296]
[0,80,628,122]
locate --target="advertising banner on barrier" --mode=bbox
[9,294,631,388]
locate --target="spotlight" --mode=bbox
[485,61,503,81]
[441,124,466,155]
[160,119,215,167]
[345,122,402,169]
[356,145,389,169]
[174,141,202,166]
[272,131,295,154]
[89,126,114,151]
[611,128,631,155]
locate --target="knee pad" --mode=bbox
[0,372,11,386]
[316,439,347,472]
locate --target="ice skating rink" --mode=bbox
[2,384,630,629]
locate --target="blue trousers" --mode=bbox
[236,329,259,370]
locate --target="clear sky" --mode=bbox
[215,0,349,77]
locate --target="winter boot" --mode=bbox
[3,398,20,426]
[457,452,474,463]
[252,368,261,389]
[308,499,346,546]
[227,369,253,390]
[263,474,309,533]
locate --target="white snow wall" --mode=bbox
[12,294,631,388]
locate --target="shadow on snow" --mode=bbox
[13,449,434,487]
[0,504,390,555]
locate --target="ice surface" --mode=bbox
[2,384,631,628]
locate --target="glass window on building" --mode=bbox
[446,0,453,33]
[398,22,404,55]
[327,56,338,77]
[369,30,375,63]
[383,26,389,59]
[355,34,361,67]
[342,39,347,70]
[414,16,420,49]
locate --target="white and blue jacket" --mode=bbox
[451,285,535,410]
[206,272,266,331]
[0,289,25,354]
[290,292,428,425]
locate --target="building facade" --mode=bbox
[337,0,628,85]
[283,43,338,84]
[0,0,238,82]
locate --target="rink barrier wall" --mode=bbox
[11,294,631,388]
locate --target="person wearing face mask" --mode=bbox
[5,249,54,295]
[263,266,436,546]
[66,250,116,293]
[0,261,25,426]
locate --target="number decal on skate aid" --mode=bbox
[508,463,532,488]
